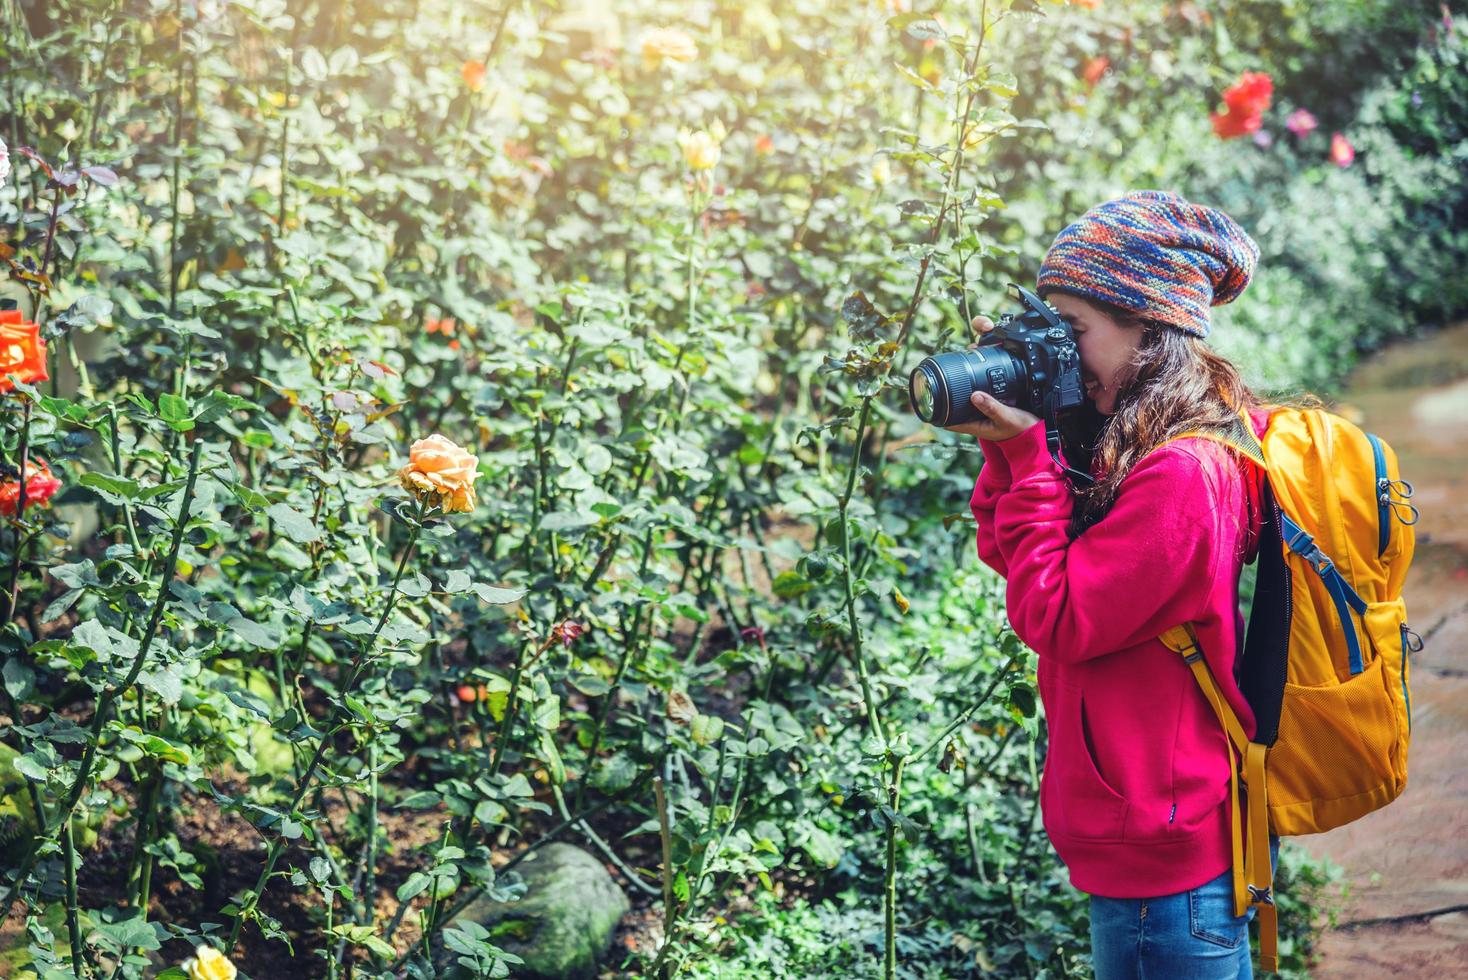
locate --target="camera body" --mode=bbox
[908,283,1085,428]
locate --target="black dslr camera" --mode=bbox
[908,283,1094,484]
[908,283,1084,427]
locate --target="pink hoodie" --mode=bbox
[970,407,1269,898]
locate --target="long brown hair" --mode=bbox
[1055,293,1319,540]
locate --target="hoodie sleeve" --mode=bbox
[987,422,1228,665]
[970,437,1016,578]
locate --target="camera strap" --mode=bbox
[1045,415,1096,488]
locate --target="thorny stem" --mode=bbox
[0,438,205,916]
[225,498,427,952]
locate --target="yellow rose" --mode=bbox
[870,157,892,185]
[641,27,698,70]
[678,129,721,171]
[396,434,480,514]
[182,945,238,980]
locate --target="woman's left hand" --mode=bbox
[944,391,1043,442]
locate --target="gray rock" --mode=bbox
[446,842,630,980]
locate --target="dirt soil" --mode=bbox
[1299,320,1468,977]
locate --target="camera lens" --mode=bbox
[911,367,936,421]
[909,347,1025,427]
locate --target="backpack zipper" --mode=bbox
[1401,623,1423,735]
[1367,432,1390,558]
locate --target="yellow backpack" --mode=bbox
[1156,404,1421,973]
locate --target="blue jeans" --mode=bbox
[1088,836,1281,980]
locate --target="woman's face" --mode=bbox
[1047,292,1145,416]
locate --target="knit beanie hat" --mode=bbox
[1035,190,1260,338]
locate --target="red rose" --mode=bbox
[1222,71,1273,117]
[1210,71,1273,141]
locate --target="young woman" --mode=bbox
[953,190,1282,979]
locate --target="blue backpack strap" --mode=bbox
[1279,512,1369,674]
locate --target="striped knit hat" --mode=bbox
[1035,190,1260,338]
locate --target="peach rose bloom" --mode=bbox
[397,434,480,514]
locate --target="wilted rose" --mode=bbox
[640,27,697,70]
[181,945,238,980]
[551,620,586,647]
[397,434,480,514]
[0,458,62,518]
[666,689,698,725]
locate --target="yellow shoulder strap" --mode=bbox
[1159,623,1278,973]
[1155,405,1268,471]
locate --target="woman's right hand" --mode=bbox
[969,314,995,347]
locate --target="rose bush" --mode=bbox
[0,1,1459,978]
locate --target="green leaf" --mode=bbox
[139,662,186,705]
[396,871,431,902]
[540,510,597,532]
[799,827,844,868]
[584,444,613,475]
[591,752,637,793]
[266,502,322,543]
[13,753,50,783]
[470,583,528,605]
[690,713,724,747]
[158,392,192,426]
[227,615,280,649]
[537,729,565,785]
[771,570,813,600]
[532,694,560,730]
[398,790,441,810]
[79,472,141,504]
[90,914,161,953]
[568,673,611,697]
[3,659,35,700]
[1007,683,1037,718]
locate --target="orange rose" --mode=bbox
[1,457,62,518]
[0,309,49,393]
[461,60,487,93]
[397,434,480,514]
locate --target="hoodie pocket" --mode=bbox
[1043,684,1130,842]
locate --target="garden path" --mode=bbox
[1301,319,1468,976]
